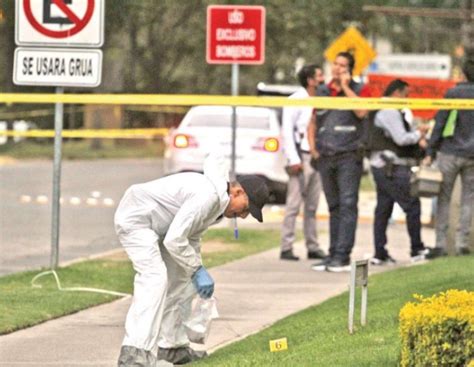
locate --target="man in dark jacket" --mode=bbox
[368,79,432,265]
[425,59,474,257]
[308,52,371,272]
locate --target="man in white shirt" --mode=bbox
[115,153,269,366]
[280,64,326,261]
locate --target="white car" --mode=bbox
[164,105,288,203]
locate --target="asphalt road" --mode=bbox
[0,158,165,275]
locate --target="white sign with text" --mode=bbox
[14,47,102,87]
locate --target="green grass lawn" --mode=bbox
[0,228,282,335]
[202,228,283,268]
[0,139,164,159]
[195,255,474,367]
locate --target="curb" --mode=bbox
[59,247,125,268]
[0,156,17,165]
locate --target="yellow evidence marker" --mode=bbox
[269,337,288,352]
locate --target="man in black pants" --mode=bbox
[367,79,432,264]
[308,52,371,272]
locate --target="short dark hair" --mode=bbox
[336,51,355,75]
[297,64,320,88]
[462,59,474,82]
[383,79,409,97]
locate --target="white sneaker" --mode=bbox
[410,254,426,263]
[370,256,397,266]
[326,259,351,272]
[311,257,331,272]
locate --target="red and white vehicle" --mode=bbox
[164,105,287,203]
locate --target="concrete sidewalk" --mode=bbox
[0,222,435,367]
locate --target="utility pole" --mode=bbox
[461,0,474,58]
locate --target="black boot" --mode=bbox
[307,248,327,259]
[280,249,299,261]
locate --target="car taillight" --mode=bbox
[173,134,198,148]
[252,137,279,152]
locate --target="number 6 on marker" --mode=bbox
[269,337,288,352]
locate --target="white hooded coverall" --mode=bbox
[114,154,230,353]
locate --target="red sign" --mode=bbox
[368,74,457,119]
[206,5,265,65]
[24,0,95,38]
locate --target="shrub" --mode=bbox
[399,289,474,366]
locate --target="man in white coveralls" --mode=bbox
[115,153,269,366]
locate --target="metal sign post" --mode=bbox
[205,5,265,237]
[206,4,265,180]
[13,0,104,269]
[348,259,369,334]
[230,63,239,181]
[50,86,64,269]
[231,63,239,238]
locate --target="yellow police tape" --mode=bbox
[0,128,168,139]
[1,93,473,110]
[0,105,188,119]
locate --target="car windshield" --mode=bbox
[187,114,270,129]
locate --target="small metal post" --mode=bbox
[348,266,356,334]
[361,284,368,326]
[348,259,369,334]
[50,86,64,269]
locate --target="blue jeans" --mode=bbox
[318,153,363,261]
[371,166,424,257]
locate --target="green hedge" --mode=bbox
[399,289,474,366]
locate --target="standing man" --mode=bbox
[115,153,269,366]
[424,59,474,258]
[367,79,432,264]
[280,64,326,261]
[308,52,371,272]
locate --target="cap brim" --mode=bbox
[249,202,263,223]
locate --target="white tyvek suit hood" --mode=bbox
[203,152,230,206]
[115,153,230,276]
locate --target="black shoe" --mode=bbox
[326,258,351,272]
[158,346,207,365]
[424,247,447,260]
[456,247,471,256]
[307,248,327,259]
[370,254,397,266]
[311,256,331,271]
[280,250,300,261]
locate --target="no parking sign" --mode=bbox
[13,0,104,87]
[15,0,104,47]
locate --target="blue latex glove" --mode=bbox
[192,266,214,299]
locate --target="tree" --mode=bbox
[0,0,466,95]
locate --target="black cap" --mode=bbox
[238,175,269,223]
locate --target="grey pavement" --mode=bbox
[0,158,165,275]
[0,220,435,367]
